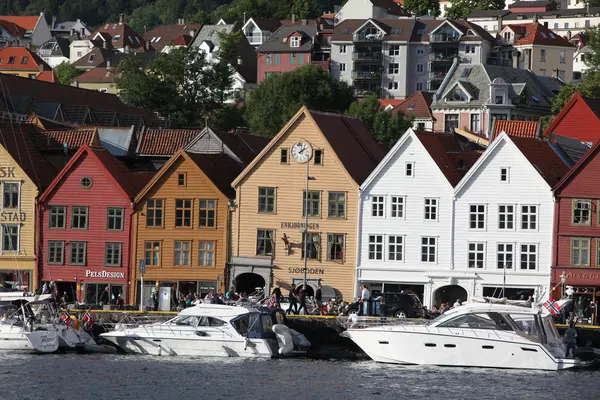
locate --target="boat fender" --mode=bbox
[289,329,311,348]
[158,344,162,357]
[272,324,294,355]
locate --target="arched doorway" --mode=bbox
[235,273,266,296]
[433,285,468,308]
[296,284,314,297]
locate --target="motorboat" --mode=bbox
[341,298,583,371]
[100,303,306,357]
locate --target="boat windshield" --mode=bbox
[541,315,561,342]
[505,313,542,343]
[231,313,264,336]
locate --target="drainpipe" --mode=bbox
[354,188,363,299]
[128,201,136,305]
[450,192,456,272]
[35,195,42,293]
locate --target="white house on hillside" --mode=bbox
[357,128,481,307]
[335,0,410,23]
[452,133,570,303]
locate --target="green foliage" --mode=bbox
[244,65,354,137]
[115,45,235,128]
[53,62,84,85]
[346,95,414,146]
[402,0,440,17]
[446,0,504,19]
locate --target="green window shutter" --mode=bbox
[274,54,280,65]
[290,53,295,65]
[298,53,304,64]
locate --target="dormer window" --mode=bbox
[290,36,301,48]
[495,95,503,104]
[112,34,121,42]
[449,86,468,101]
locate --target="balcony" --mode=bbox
[487,57,512,67]
[429,53,456,63]
[430,33,460,43]
[428,71,447,81]
[352,71,381,81]
[352,52,382,62]
[353,32,384,42]
[353,88,378,97]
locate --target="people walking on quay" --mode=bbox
[315,283,323,315]
[287,284,298,314]
[564,320,578,358]
[226,287,235,301]
[297,286,308,315]
[100,286,110,306]
[359,284,370,316]
[41,282,49,295]
[272,285,282,308]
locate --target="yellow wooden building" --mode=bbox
[230,106,385,300]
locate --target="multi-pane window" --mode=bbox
[389,45,399,55]
[71,206,89,229]
[572,199,591,225]
[424,198,437,220]
[314,150,323,165]
[388,63,399,74]
[303,191,320,217]
[521,205,538,230]
[177,173,186,186]
[199,241,215,266]
[328,192,345,217]
[520,244,537,270]
[2,182,18,209]
[497,243,514,269]
[390,196,404,218]
[469,204,486,229]
[302,233,320,259]
[421,237,437,263]
[174,241,191,266]
[388,235,403,261]
[372,196,384,217]
[175,199,192,227]
[500,168,509,182]
[105,243,122,266]
[280,149,288,163]
[368,235,383,260]
[70,241,86,265]
[327,234,344,261]
[107,207,124,231]
[467,242,484,268]
[146,199,163,227]
[2,224,18,252]
[406,162,414,177]
[145,241,160,266]
[199,200,216,227]
[47,240,64,264]
[258,187,275,213]
[256,229,274,256]
[571,238,590,266]
[49,206,66,229]
[498,205,514,230]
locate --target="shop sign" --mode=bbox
[85,270,125,279]
[281,222,320,230]
[0,211,26,222]
[0,167,16,178]
[565,272,600,282]
[288,267,325,275]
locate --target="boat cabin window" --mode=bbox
[504,313,541,343]
[261,314,273,332]
[487,312,513,331]
[197,317,227,327]
[541,316,560,341]
[231,313,263,336]
[438,313,499,329]
[173,316,201,326]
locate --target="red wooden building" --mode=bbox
[38,145,152,305]
[544,92,600,143]
[552,140,600,325]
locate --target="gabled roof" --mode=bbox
[232,106,386,188]
[0,123,58,189]
[213,131,271,165]
[0,47,50,71]
[37,37,71,58]
[544,92,600,136]
[369,0,410,16]
[29,128,99,151]
[0,20,27,37]
[392,91,433,119]
[72,67,116,83]
[257,22,318,52]
[505,23,574,47]
[91,21,145,49]
[492,120,540,140]
[35,71,56,83]
[136,129,203,156]
[509,0,556,8]
[143,23,201,52]
[331,19,415,42]
[40,145,151,202]
[552,138,600,192]
[244,18,282,33]
[0,15,40,31]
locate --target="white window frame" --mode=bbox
[340,63,346,72]
[390,196,405,219]
[521,204,538,231]
[497,242,514,270]
[467,242,485,269]
[339,44,346,53]
[368,234,384,261]
[500,166,509,183]
[421,236,437,263]
[519,243,538,271]
[387,235,404,262]
[290,36,301,48]
[405,162,415,177]
[371,195,385,218]
[469,204,487,230]
[498,204,515,231]
[0,224,19,253]
[423,198,438,221]
[1,181,21,211]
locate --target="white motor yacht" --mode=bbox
[342,298,581,371]
[100,303,288,357]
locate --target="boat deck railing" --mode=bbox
[99,314,171,333]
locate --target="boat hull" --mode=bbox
[24,330,59,353]
[345,329,579,371]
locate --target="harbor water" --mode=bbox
[1,354,599,400]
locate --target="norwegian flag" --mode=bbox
[82,311,94,330]
[544,298,561,315]
[61,308,72,327]
[265,296,277,308]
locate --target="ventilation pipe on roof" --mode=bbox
[292,13,296,23]
[119,13,124,24]
[106,59,111,69]
[535,119,542,139]
[80,27,85,39]
[243,12,246,25]
[497,15,503,33]
[103,40,107,49]
[190,29,196,37]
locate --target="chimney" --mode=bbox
[497,15,503,33]
[146,40,151,51]
[302,19,307,25]
[237,56,242,65]
[119,13,124,24]
[125,44,130,53]
[243,12,246,25]
[80,27,85,39]
[512,49,519,68]
[567,30,572,39]
[106,59,111,69]
[535,120,542,138]
[51,15,56,29]
[292,13,296,23]
[190,29,196,37]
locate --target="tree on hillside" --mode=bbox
[446,0,504,19]
[346,95,414,146]
[54,62,84,85]
[403,0,440,17]
[244,65,354,137]
[115,45,235,128]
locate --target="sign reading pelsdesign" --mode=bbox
[85,270,125,279]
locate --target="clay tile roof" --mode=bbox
[137,129,203,155]
[492,120,540,140]
[0,15,39,31]
[308,110,386,184]
[379,99,404,109]
[0,47,50,71]
[0,123,58,189]
[171,34,193,46]
[510,136,569,187]
[143,23,201,52]
[31,129,98,151]
[35,70,56,83]
[414,130,481,186]
[392,91,433,119]
[508,23,575,47]
[91,22,145,50]
[73,67,116,83]
[186,153,243,198]
[0,20,26,37]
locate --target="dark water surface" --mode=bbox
[0,354,599,400]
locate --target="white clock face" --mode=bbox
[291,141,312,163]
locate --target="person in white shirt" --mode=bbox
[359,285,370,316]
[453,299,461,308]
